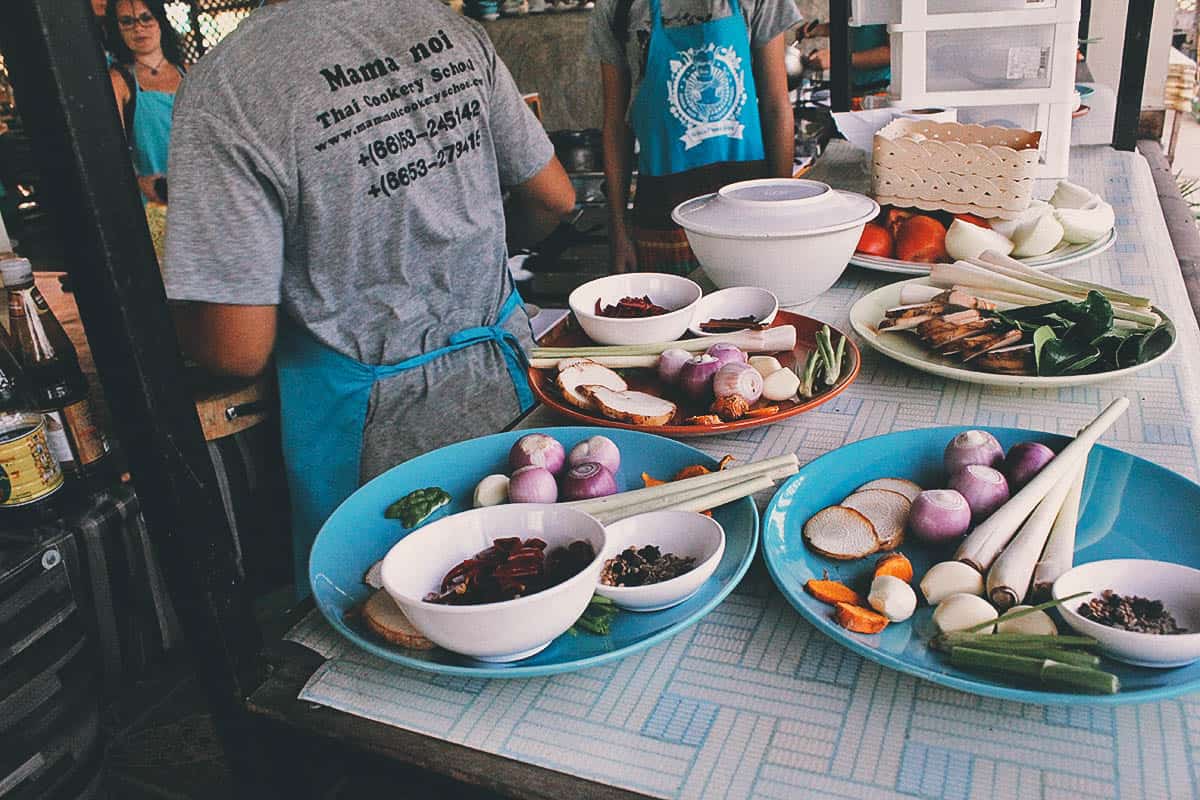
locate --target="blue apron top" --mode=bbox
[629,0,766,178]
[130,69,176,178]
[276,288,535,596]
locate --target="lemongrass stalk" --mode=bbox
[589,474,776,524]
[954,398,1128,573]
[567,454,798,517]
[529,355,661,370]
[1030,460,1087,601]
[533,326,797,359]
[931,262,1160,327]
[949,284,1061,309]
[899,283,943,304]
[976,250,1151,309]
[986,455,1086,610]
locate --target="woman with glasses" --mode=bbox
[106,0,185,205]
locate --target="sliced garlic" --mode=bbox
[869,575,917,622]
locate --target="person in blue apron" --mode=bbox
[159,0,576,594]
[589,0,799,274]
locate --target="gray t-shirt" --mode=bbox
[588,0,800,111]
[165,0,554,480]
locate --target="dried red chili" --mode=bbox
[424,537,596,605]
[594,295,670,318]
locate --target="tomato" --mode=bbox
[895,215,948,263]
[884,207,914,240]
[855,222,893,258]
[953,213,991,229]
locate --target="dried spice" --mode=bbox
[699,316,768,333]
[594,295,670,318]
[1078,589,1187,635]
[425,537,596,605]
[600,545,696,587]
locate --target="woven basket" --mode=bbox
[872,119,1042,219]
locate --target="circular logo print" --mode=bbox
[676,50,738,124]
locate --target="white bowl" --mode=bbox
[687,286,780,337]
[596,510,725,612]
[379,505,607,662]
[672,179,879,306]
[1053,559,1200,668]
[568,273,702,346]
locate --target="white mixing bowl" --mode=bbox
[380,504,607,662]
[672,179,879,306]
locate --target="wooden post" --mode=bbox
[829,0,852,112]
[0,0,268,793]
[1113,0,1155,151]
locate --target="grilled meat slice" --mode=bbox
[959,328,1025,361]
[918,317,994,349]
[933,289,997,311]
[974,344,1035,375]
[884,302,949,319]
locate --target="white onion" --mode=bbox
[568,435,621,475]
[944,430,1004,476]
[508,465,558,503]
[949,464,1010,521]
[712,362,763,405]
[679,355,722,400]
[657,348,692,385]
[560,462,618,501]
[509,433,566,475]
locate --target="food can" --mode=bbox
[0,413,65,507]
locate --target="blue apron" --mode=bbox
[629,0,765,177]
[276,289,535,595]
[130,70,175,178]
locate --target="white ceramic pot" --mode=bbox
[672,179,879,306]
[568,273,702,345]
[380,504,607,662]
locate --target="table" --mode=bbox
[261,145,1200,800]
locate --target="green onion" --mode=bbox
[960,591,1089,634]
[933,631,1098,653]
[827,332,846,386]
[950,647,1119,694]
[798,350,820,398]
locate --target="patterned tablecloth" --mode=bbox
[286,146,1200,800]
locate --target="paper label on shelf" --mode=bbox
[1006,46,1050,80]
[41,410,75,466]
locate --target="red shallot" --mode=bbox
[509,433,566,475]
[712,362,763,405]
[561,462,618,501]
[509,465,558,503]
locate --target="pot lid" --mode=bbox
[672,179,879,240]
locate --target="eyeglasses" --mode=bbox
[117,12,157,29]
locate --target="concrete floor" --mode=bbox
[1166,108,1200,187]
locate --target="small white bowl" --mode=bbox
[380,504,607,662]
[1053,559,1200,668]
[687,287,780,337]
[568,273,702,346]
[596,510,725,612]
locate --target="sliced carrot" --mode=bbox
[674,464,712,480]
[743,405,781,419]
[685,414,723,425]
[835,602,890,634]
[641,472,666,488]
[805,579,863,606]
[717,455,736,470]
[874,553,914,583]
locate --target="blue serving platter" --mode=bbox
[763,426,1200,705]
[310,427,758,678]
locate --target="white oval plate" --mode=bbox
[849,229,1117,276]
[848,277,1177,388]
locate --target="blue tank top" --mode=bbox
[130,69,178,177]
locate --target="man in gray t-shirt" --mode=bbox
[164,0,574,585]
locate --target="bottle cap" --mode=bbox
[0,257,33,288]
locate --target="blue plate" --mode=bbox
[763,427,1200,705]
[310,427,758,678]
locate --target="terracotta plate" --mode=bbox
[528,309,860,437]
